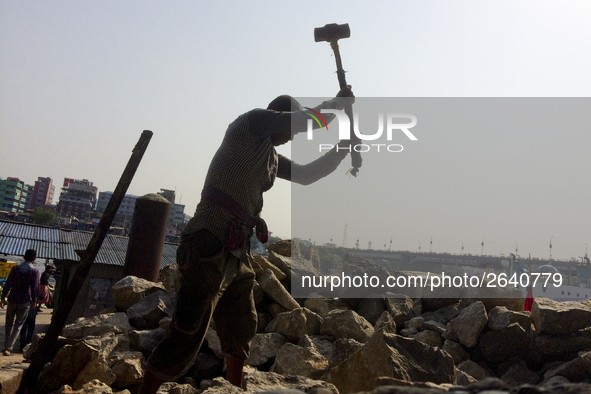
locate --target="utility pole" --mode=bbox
[341,223,348,248]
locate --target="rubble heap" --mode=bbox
[24,239,591,394]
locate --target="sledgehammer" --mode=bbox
[315,23,362,176]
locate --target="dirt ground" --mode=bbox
[0,307,52,367]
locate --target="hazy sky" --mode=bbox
[1,1,590,260]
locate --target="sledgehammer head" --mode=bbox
[314,23,350,42]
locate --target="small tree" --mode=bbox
[32,207,57,226]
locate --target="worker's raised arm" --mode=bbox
[276,143,349,185]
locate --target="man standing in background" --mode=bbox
[1,249,40,356]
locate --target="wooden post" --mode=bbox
[18,130,153,394]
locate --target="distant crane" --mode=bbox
[342,223,348,248]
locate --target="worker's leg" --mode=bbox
[213,256,257,389]
[4,302,17,351]
[139,231,234,394]
[5,302,30,352]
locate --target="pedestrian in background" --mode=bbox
[1,249,40,356]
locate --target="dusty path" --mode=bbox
[0,307,52,367]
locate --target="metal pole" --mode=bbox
[18,130,153,394]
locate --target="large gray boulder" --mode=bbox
[330,338,363,367]
[126,290,173,330]
[265,308,322,342]
[478,323,540,366]
[158,263,181,294]
[270,343,329,379]
[385,295,415,328]
[203,371,337,393]
[111,276,167,312]
[320,309,374,343]
[109,351,145,388]
[449,301,488,347]
[532,298,591,335]
[38,338,117,392]
[303,297,347,318]
[442,339,469,365]
[487,306,531,331]
[63,313,132,339]
[324,330,455,393]
[128,327,166,357]
[245,333,287,367]
[257,269,300,310]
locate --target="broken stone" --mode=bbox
[158,263,181,294]
[265,308,322,342]
[246,333,287,367]
[329,338,363,368]
[51,379,118,394]
[535,334,591,356]
[257,269,300,310]
[404,316,424,330]
[543,351,591,382]
[251,254,286,281]
[270,343,329,379]
[399,328,418,337]
[320,309,374,343]
[478,323,540,366]
[128,327,166,358]
[159,317,172,330]
[423,320,447,334]
[298,335,334,361]
[357,298,386,325]
[373,311,396,334]
[267,239,298,258]
[111,276,167,312]
[455,368,477,386]
[384,295,414,328]
[126,290,173,330]
[182,353,222,385]
[419,304,459,324]
[441,339,469,365]
[457,360,489,381]
[449,301,488,347]
[324,330,455,393]
[302,244,320,271]
[487,305,531,331]
[532,298,591,335]
[267,302,290,318]
[38,340,116,393]
[501,361,541,386]
[267,250,292,279]
[109,351,145,388]
[412,330,443,348]
[63,313,132,339]
[303,297,347,318]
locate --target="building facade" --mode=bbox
[0,177,29,213]
[157,189,185,226]
[96,192,138,217]
[56,178,98,219]
[29,177,55,210]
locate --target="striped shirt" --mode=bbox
[183,97,349,244]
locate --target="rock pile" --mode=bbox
[24,239,591,394]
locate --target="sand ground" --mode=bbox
[0,307,52,367]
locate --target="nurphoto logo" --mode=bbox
[305,108,418,153]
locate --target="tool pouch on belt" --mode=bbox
[201,186,269,252]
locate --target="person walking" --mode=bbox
[1,249,40,356]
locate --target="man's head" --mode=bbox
[268,95,301,146]
[267,95,303,112]
[24,249,36,262]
